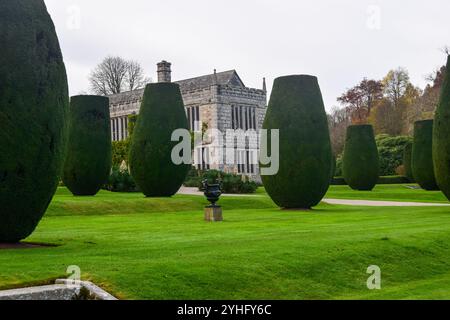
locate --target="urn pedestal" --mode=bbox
[204,206,223,222]
[202,180,223,222]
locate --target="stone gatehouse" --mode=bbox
[108,61,267,180]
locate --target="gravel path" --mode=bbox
[177,187,450,207]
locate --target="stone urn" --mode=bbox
[202,179,222,207]
[202,179,223,222]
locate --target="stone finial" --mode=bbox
[213,69,218,85]
[157,60,172,83]
[263,77,267,92]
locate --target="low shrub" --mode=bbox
[103,164,139,193]
[183,167,202,187]
[112,140,130,167]
[331,177,347,185]
[376,134,412,176]
[199,170,258,194]
[377,175,411,184]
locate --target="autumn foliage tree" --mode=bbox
[337,78,383,124]
[370,68,420,135]
[333,68,421,139]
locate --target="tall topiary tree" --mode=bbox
[63,96,112,196]
[330,154,337,180]
[412,120,438,191]
[0,1,69,242]
[403,142,414,182]
[343,125,379,191]
[129,83,190,197]
[433,55,450,199]
[261,75,333,209]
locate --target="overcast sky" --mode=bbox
[45,0,450,110]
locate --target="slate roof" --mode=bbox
[109,70,245,105]
[176,70,245,91]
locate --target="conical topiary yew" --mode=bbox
[129,83,190,197]
[412,120,438,191]
[403,142,414,182]
[261,75,333,209]
[63,96,112,196]
[342,125,379,191]
[433,55,450,199]
[0,0,69,242]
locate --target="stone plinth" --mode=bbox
[204,206,223,222]
[0,279,117,300]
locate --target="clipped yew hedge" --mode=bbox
[403,142,414,182]
[0,0,69,242]
[412,120,438,191]
[261,75,333,209]
[433,55,450,199]
[63,96,112,196]
[342,125,379,191]
[129,83,190,197]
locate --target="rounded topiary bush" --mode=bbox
[342,125,379,191]
[403,142,414,182]
[261,75,333,209]
[129,83,190,197]
[433,55,450,199]
[412,120,438,191]
[63,96,112,196]
[0,0,69,242]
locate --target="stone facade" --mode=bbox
[109,61,267,180]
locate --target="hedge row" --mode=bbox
[199,170,258,194]
[332,176,411,186]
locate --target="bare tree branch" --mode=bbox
[89,56,150,96]
[125,60,151,91]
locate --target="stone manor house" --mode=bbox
[109,61,267,180]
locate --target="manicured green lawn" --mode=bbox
[1,186,450,300]
[325,184,449,203]
[256,184,448,202]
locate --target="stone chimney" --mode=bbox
[212,69,218,85]
[157,60,172,83]
[262,77,267,92]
